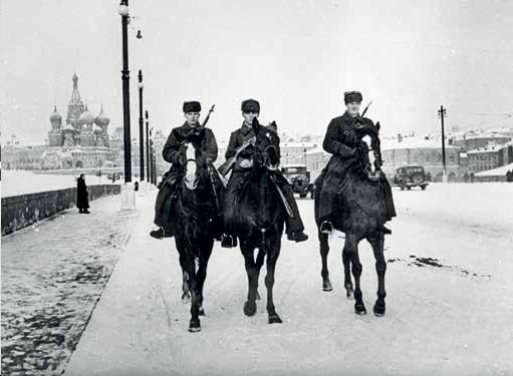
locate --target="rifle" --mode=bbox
[218,136,256,177]
[201,105,215,127]
[361,101,372,117]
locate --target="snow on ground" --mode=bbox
[392,182,513,235]
[1,194,140,375]
[1,170,115,198]
[64,184,513,375]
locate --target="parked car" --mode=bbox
[281,164,314,198]
[394,165,429,190]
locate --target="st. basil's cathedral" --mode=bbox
[43,73,117,170]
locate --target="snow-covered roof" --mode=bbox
[475,162,513,177]
[381,137,459,151]
[467,144,506,154]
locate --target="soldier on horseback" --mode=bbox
[220,99,309,247]
[317,91,396,235]
[150,101,221,240]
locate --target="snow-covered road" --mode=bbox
[63,183,513,376]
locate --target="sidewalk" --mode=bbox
[1,192,143,376]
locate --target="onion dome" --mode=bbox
[78,105,95,125]
[95,106,110,127]
[50,106,62,123]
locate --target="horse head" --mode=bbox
[251,118,281,171]
[354,120,383,180]
[184,142,199,190]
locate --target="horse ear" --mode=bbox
[375,121,381,132]
[252,117,260,135]
[268,121,278,132]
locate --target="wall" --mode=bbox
[1,184,121,236]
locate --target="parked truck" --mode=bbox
[281,164,314,198]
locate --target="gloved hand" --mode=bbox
[343,130,358,145]
[240,159,253,168]
[177,143,188,165]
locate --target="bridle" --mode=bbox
[355,124,383,181]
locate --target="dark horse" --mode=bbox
[169,143,222,332]
[226,119,286,324]
[314,121,389,317]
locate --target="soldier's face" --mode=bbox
[184,112,200,126]
[242,111,259,125]
[346,102,361,116]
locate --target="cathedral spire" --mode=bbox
[70,73,82,105]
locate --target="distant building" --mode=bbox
[42,73,117,171]
[451,131,512,152]
[305,146,331,181]
[151,130,168,177]
[281,142,317,165]
[467,142,513,174]
[2,141,48,171]
[381,137,461,181]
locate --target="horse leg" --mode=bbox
[242,244,258,317]
[266,240,282,324]
[182,253,201,332]
[178,252,191,304]
[319,231,333,292]
[255,248,266,300]
[345,235,366,315]
[342,245,354,299]
[196,238,214,316]
[369,234,387,317]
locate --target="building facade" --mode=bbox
[42,73,117,171]
[467,142,513,174]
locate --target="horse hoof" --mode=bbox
[198,306,205,316]
[243,301,257,317]
[188,320,201,333]
[181,292,191,304]
[268,314,283,324]
[355,303,367,315]
[322,280,333,292]
[346,291,354,299]
[373,302,386,317]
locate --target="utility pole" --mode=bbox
[138,70,145,181]
[438,105,447,181]
[145,110,150,182]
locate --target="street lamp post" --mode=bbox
[138,70,145,182]
[438,105,447,182]
[149,127,155,185]
[145,110,150,182]
[119,0,132,183]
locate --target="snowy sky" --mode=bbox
[1,0,513,145]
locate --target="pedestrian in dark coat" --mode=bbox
[77,174,90,214]
[150,101,219,239]
[317,91,396,234]
[222,99,308,246]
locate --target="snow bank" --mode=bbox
[1,171,113,198]
[476,162,513,177]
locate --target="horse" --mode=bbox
[226,119,286,324]
[314,121,389,317]
[169,142,221,332]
